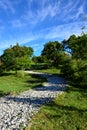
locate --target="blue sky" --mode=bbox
[0,0,87,56]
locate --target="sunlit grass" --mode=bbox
[34,68,61,75]
[26,86,87,130]
[0,71,46,96]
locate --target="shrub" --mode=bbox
[61,59,87,87]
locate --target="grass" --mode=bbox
[25,86,87,130]
[34,68,61,75]
[0,71,47,96]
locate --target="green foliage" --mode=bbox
[0,64,4,75]
[41,41,63,65]
[53,52,71,67]
[16,56,33,70]
[40,35,87,87]
[32,56,48,63]
[31,63,51,70]
[15,70,25,78]
[1,43,33,71]
[75,60,87,86]
[61,34,87,87]
[61,59,87,87]
[63,34,87,60]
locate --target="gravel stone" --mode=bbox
[0,71,67,130]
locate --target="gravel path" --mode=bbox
[0,71,67,130]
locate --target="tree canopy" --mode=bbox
[41,41,63,65]
[62,34,87,60]
[1,43,33,70]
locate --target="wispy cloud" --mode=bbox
[56,0,85,22]
[0,32,40,50]
[0,0,15,13]
[0,0,87,56]
[17,0,60,26]
[1,20,87,50]
[11,0,86,28]
[36,0,60,21]
[75,3,84,19]
[11,19,26,28]
[44,22,87,40]
[9,0,86,29]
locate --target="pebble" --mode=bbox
[0,71,67,130]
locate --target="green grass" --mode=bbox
[0,71,46,96]
[26,86,87,130]
[34,68,61,75]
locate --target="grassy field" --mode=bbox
[0,71,46,96]
[26,86,87,130]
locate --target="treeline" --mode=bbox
[0,34,87,87]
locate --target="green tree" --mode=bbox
[1,43,33,71]
[62,34,87,87]
[32,56,47,63]
[16,56,33,70]
[62,34,87,60]
[41,41,63,65]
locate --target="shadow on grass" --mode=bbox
[47,101,87,113]
[0,72,14,77]
[0,90,8,97]
[26,73,47,83]
[66,86,87,98]
[38,100,87,129]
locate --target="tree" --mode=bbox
[16,56,33,70]
[1,43,34,71]
[41,41,63,65]
[62,34,87,60]
[32,56,47,63]
[62,34,87,87]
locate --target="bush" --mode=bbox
[0,65,5,75]
[30,63,51,70]
[61,59,87,87]
[15,70,25,78]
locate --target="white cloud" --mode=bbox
[0,0,15,13]
[20,0,60,26]
[0,1,7,10]
[48,0,85,22]
[0,0,87,56]
[1,21,87,50]
[0,32,40,50]
[10,0,86,28]
[75,4,84,19]
[11,19,26,28]
[36,0,60,21]
[41,22,87,40]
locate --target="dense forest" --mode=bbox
[0,33,87,87]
